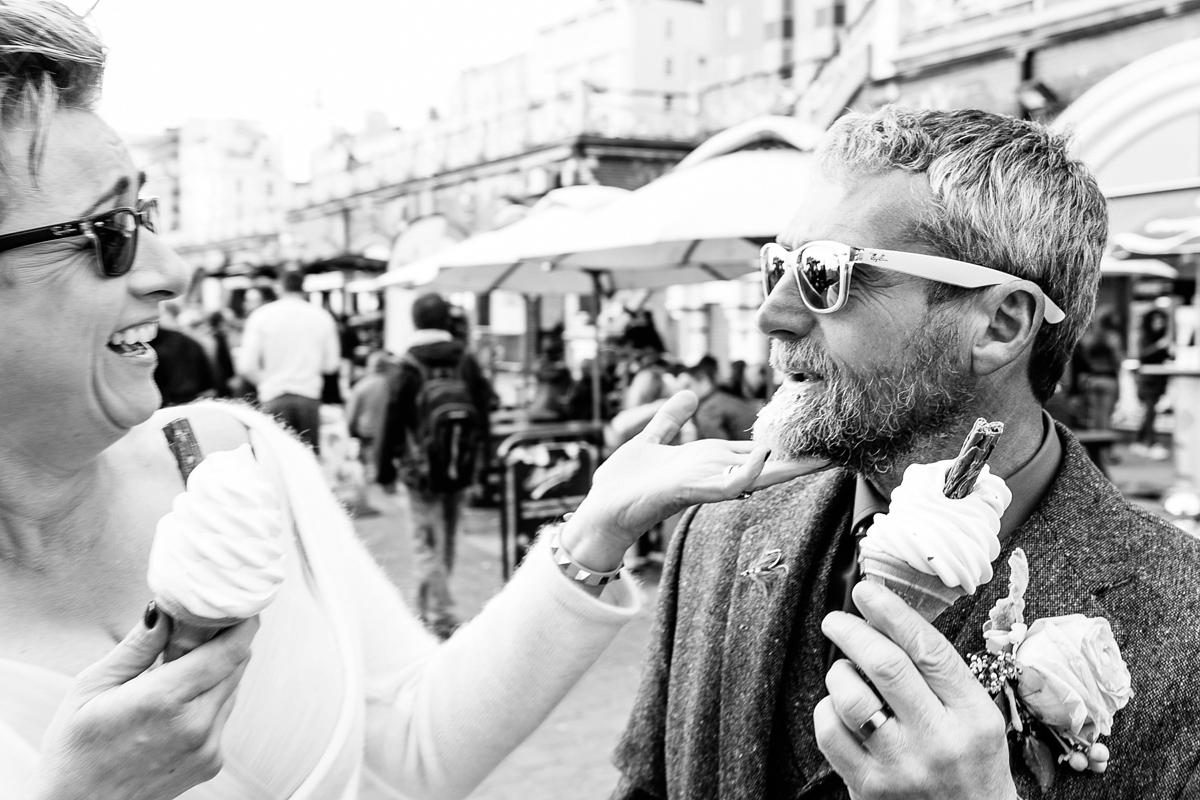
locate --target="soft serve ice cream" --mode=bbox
[859,460,1012,594]
[148,443,285,656]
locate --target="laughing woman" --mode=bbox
[0,5,820,799]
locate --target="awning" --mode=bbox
[1108,182,1200,257]
[1100,255,1179,279]
[375,185,630,291]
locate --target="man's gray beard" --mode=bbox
[753,315,979,475]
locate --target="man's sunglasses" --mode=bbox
[760,240,1065,324]
[0,197,158,278]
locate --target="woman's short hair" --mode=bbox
[817,106,1108,402]
[0,0,104,180]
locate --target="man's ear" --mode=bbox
[970,281,1043,376]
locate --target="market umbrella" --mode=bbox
[423,117,820,420]
[1100,255,1179,279]
[1112,215,1200,257]
[432,116,823,295]
[374,185,630,290]
[374,185,633,422]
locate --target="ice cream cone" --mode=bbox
[859,551,968,622]
[152,597,242,662]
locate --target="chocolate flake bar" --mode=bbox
[163,418,204,483]
[943,418,1004,499]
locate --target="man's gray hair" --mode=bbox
[817,106,1108,402]
[0,0,104,178]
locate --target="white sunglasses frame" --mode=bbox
[759,240,1065,325]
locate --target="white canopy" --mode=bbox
[1100,255,1179,279]
[375,185,630,291]
[427,116,822,295]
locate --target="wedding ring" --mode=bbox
[857,708,893,740]
[736,491,753,500]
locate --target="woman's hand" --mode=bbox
[562,391,829,570]
[31,611,259,800]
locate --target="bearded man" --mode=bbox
[600,107,1200,799]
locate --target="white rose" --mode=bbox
[1013,615,1133,739]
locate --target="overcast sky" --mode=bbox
[83,0,579,178]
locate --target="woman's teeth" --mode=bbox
[108,323,158,355]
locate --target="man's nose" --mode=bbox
[756,274,816,339]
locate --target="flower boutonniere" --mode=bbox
[968,548,1133,792]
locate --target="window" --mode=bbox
[665,17,672,38]
[665,57,673,76]
[664,93,673,111]
[726,6,742,37]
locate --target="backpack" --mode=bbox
[402,352,481,492]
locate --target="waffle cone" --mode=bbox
[153,596,242,662]
[858,552,968,622]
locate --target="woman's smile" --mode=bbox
[107,320,159,360]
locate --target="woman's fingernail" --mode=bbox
[143,601,159,629]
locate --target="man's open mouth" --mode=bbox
[107,322,158,356]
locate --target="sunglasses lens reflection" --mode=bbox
[760,245,788,296]
[798,250,842,310]
[95,210,137,277]
[140,198,158,234]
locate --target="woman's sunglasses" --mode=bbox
[760,240,1065,324]
[0,197,158,278]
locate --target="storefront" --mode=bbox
[1054,37,1200,494]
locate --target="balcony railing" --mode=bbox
[296,90,701,207]
[902,0,1042,37]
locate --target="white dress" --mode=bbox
[0,402,640,799]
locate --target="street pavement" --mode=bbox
[347,439,1192,799]
[352,484,658,800]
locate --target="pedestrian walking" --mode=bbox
[377,293,494,639]
[236,270,340,453]
[1076,307,1124,430]
[1133,307,1172,459]
[345,349,393,482]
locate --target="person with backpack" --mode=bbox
[377,293,494,639]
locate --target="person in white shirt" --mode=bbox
[237,271,341,452]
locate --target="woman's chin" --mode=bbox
[97,383,163,432]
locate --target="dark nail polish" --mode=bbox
[143,601,159,629]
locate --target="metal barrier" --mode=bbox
[495,421,604,579]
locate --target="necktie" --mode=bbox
[825,519,871,670]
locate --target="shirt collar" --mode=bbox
[851,411,1062,541]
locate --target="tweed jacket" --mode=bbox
[613,424,1200,799]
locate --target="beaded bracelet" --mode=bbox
[547,521,623,587]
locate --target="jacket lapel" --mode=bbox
[662,468,857,799]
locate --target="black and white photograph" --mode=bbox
[1,1,1199,798]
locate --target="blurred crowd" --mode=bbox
[1046,303,1177,460]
